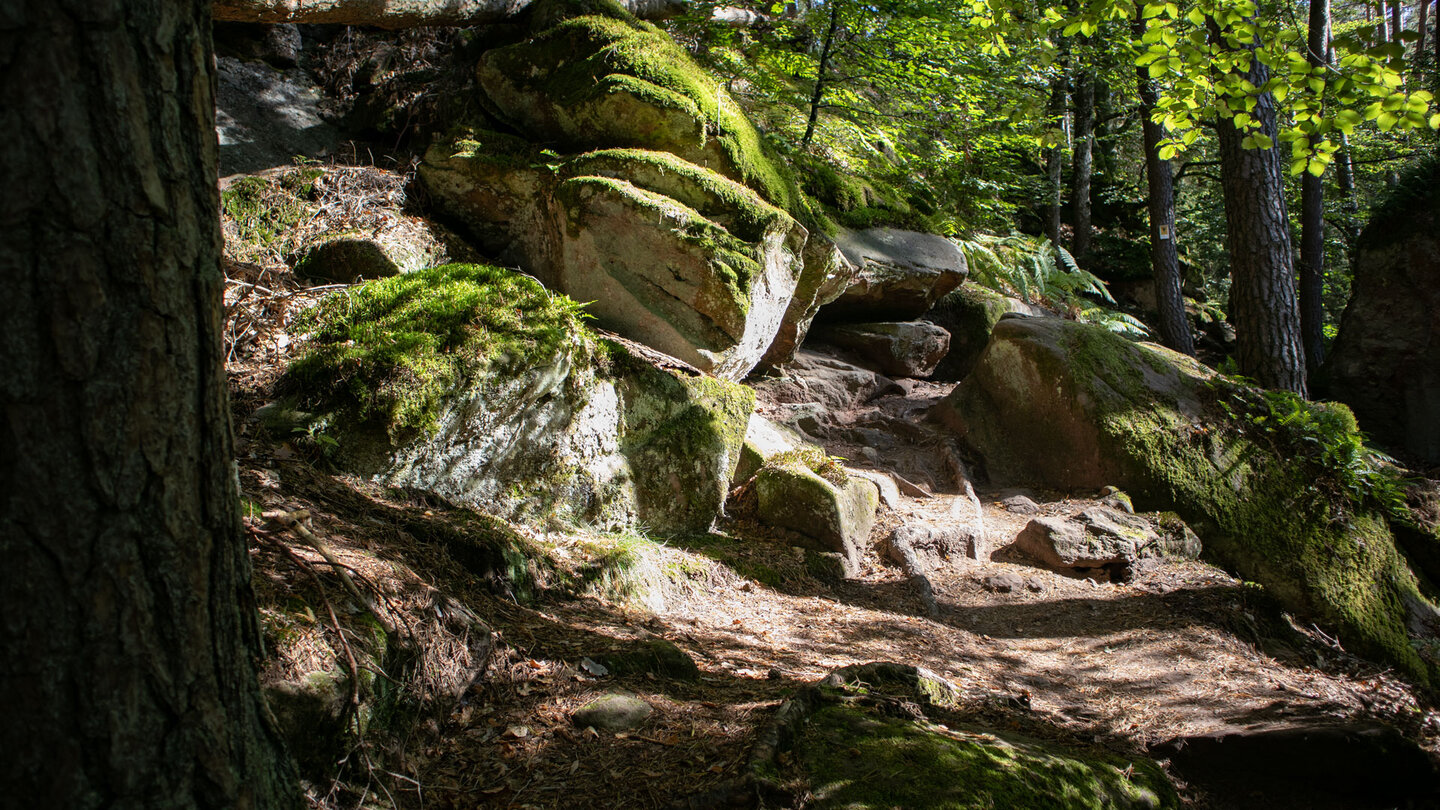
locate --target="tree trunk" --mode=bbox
[1212,22,1308,395]
[1071,67,1096,263]
[1134,22,1195,356]
[1420,0,1431,78]
[1044,70,1068,246]
[1299,0,1330,380]
[0,1,301,807]
[802,0,842,149]
[213,0,685,28]
[1391,0,1403,46]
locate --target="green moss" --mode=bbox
[558,175,762,302]
[562,148,795,242]
[800,705,1178,810]
[222,174,313,254]
[764,446,849,487]
[483,4,798,211]
[283,263,593,437]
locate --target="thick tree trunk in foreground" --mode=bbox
[1299,0,1331,381]
[0,1,300,807]
[213,0,684,28]
[1134,25,1195,356]
[1070,67,1096,263]
[1215,51,1309,395]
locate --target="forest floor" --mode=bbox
[226,262,1440,809]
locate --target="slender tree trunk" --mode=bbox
[1213,26,1309,395]
[0,0,301,807]
[1044,69,1068,245]
[1071,67,1096,263]
[1420,0,1431,78]
[1391,0,1403,46]
[802,1,842,148]
[1135,23,1195,356]
[1299,0,1331,380]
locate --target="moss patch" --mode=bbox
[479,0,798,211]
[801,704,1177,810]
[284,263,593,437]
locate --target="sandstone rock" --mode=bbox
[572,693,653,732]
[933,315,1439,681]
[755,451,878,570]
[599,639,698,680]
[733,412,811,486]
[1000,494,1042,515]
[475,0,794,208]
[1011,507,1170,581]
[1325,159,1440,465]
[926,284,1051,381]
[750,350,902,411]
[811,321,952,378]
[293,222,449,282]
[759,235,858,369]
[282,265,752,534]
[819,227,968,321]
[885,523,978,571]
[982,572,1024,593]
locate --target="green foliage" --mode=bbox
[1211,378,1410,518]
[284,263,593,436]
[956,234,1149,336]
[221,172,318,262]
[764,446,849,487]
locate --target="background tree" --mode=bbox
[0,0,300,805]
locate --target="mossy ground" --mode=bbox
[800,704,1177,810]
[283,262,594,437]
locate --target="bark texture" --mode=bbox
[1134,25,1194,356]
[0,0,300,807]
[1298,0,1330,380]
[1070,67,1095,263]
[1214,42,1308,395]
[213,0,685,28]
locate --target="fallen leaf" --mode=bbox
[505,725,530,739]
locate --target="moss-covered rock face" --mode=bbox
[282,265,751,533]
[935,316,1439,683]
[755,448,879,570]
[926,284,1047,381]
[478,0,796,211]
[801,705,1177,810]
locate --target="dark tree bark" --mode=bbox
[1299,0,1331,380]
[1214,47,1309,395]
[1070,67,1096,262]
[0,1,301,807]
[1420,0,1431,78]
[1134,22,1195,356]
[1390,0,1403,45]
[1044,70,1068,246]
[802,0,842,149]
[213,0,685,28]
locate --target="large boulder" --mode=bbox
[759,235,858,369]
[933,316,1439,682]
[750,350,902,411]
[475,0,794,209]
[280,264,752,534]
[1010,507,1200,582]
[925,284,1051,381]
[810,321,951,378]
[1324,158,1440,465]
[755,449,879,571]
[818,227,968,321]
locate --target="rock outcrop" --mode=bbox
[925,284,1050,381]
[819,227,969,321]
[281,264,752,534]
[934,315,1440,682]
[1009,507,1200,582]
[1324,158,1440,465]
[419,0,810,379]
[811,321,951,378]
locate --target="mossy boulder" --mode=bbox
[755,448,879,571]
[599,638,699,680]
[293,225,447,282]
[476,0,796,210]
[280,263,752,533]
[732,412,814,486]
[934,316,1439,682]
[554,169,805,379]
[421,145,807,381]
[926,284,1050,381]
